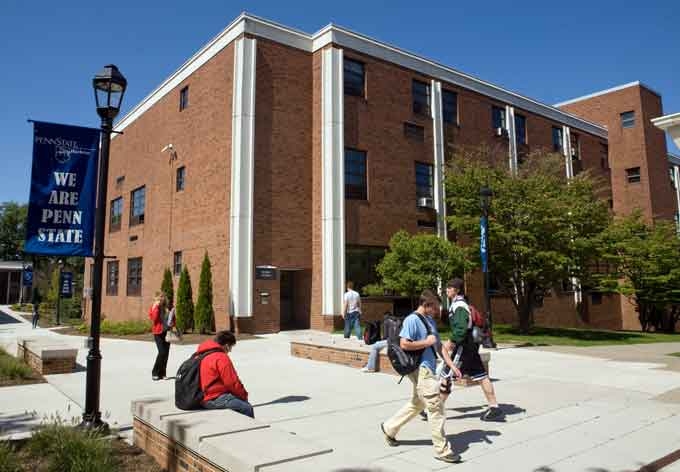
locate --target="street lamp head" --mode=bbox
[93,64,127,122]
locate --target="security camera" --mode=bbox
[161,143,174,153]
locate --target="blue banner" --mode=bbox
[22,267,33,287]
[480,215,488,273]
[25,122,100,257]
[60,271,73,298]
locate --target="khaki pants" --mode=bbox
[383,367,452,457]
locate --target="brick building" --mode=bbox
[85,13,679,333]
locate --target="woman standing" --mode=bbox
[149,293,169,380]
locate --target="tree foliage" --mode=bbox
[446,146,610,333]
[175,266,194,334]
[194,252,214,334]
[376,230,471,306]
[596,213,680,332]
[161,268,174,308]
[0,202,27,260]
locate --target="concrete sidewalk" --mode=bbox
[2,305,680,471]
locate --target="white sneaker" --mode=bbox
[361,367,375,373]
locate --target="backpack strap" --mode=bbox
[415,313,438,359]
[195,348,226,391]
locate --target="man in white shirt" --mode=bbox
[342,281,362,340]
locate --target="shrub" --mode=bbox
[10,303,32,312]
[0,347,33,381]
[176,266,194,334]
[29,420,116,472]
[0,441,20,472]
[194,252,214,334]
[77,319,150,336]
[161,267,174,308]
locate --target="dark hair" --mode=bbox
[346,280,354,289]
[447,277,465,294]
[214,331,236,347]
[419,289,441,308]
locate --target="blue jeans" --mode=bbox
[344,311,361,339]
[365,339,388,370]
[204,393,254,418]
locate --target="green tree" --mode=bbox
[0,202,27,260]
[161,268,174,308]
[194,252,214,334]
[597,213,680,332]
[175,266,194,334]
[376,230,471,308]
[446,146,610,333]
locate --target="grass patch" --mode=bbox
[77,319,151,336]
[9,303,32,313]
[0,441,20,472]
[668,352,680,358]
[0,347,33,382]
[493,324,680,347]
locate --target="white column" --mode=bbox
[229,37,257,318]
[321,47,345,316]
[431,80,447,240]
[506,105,518,175]
[674,166,680,234]
[562,125,574,179]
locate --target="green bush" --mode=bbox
[0,441,20,472]
[101,319,150,336]
[176,266,194,334]
[10,303,33,312]
[0,347,33,381]
[29,421,116,472]
[194,252,214,334]
[161,267,174,308]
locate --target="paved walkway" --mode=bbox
[2,305,680,471]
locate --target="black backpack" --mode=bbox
[383,314,403,340]
[175,348,223,410]
[387,314,436,377]
[363,320,381,345]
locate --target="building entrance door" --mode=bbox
[280,271,295,330]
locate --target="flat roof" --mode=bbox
[554,81,662,108]
[114,12,608,139]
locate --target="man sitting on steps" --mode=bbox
[197,331,254,418]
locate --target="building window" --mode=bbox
[404,122,425,141]
[173,251,182,276]
[492,106,506,131]
[670,167,677,189]
[621,111,635,128]
[345,148,367,200]
[600,143,609,169]
[417,220,436,234]
[415,162,434,205]
[442,90,458,124]
[571,133,580,160]
[179,86,189,111]
[552,127,563,152]
[515,114,527,145]
[176,166,186,192]
[591,291,603,305]
[130,186,145,226]
[626,167,641,183]
[106,260,119,296]
[109,197,123,232]
[345,245,387,293]
[412,80,430,116]
[115,176,125,189]
[127,257,143,296]
[344,58,365,97]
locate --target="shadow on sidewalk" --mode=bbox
[252,395,310,408]
[447,403,525,421]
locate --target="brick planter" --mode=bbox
[17,340,77,375]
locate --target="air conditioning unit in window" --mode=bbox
[495,127,508,138]
[418,197,434,208]
[571,147,578,158]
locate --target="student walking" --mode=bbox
[342,281,362,340]
[149,293,170,381]
[380,291,462,464]
[440,278,503,422]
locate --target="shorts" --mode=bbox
[439,340,488,394]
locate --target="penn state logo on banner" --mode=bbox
[24,121,100,256]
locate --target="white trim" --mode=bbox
[554,81,662,108]
[652,112,680,130]
[506,105,518,175]
[431,80,447,239]
[113,13,607,140]
[673,166,680,235]
[563,126,574,179]
[668,153,680,166]
[229,38,257,318]
[321,48,345,317]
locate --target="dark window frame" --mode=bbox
[345,245,388,294]
[442,89,458,124]
[106,260,119,296]
[412,79,431,116]
[173,251,182,276]
[492,106,506,130]
[344,148,368,200]
[415,162,434,201]
[621,110,635,128]
[343,58,365,97]
[571,133,581,161]
[626,167,641,183]
[515,113,527,146]
[179,86,189,111]
[109,197,123,232]
[552,126,563,152]
[404,122,425,141]
[127,257,143,296]
[176,166,186,192]
[130,186,145,226]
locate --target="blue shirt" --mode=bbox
[399,311,439,373]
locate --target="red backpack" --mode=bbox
[469,304,486,328]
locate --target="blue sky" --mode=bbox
[2,0,678,203]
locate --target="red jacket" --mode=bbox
[148,303,164,335]
[197,340,248,403]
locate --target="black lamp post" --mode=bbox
[480,187,496,349]
[81,64,127,431]
[56,259,64,325]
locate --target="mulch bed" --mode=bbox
[0,375,45,388]
[53,327,259,344]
